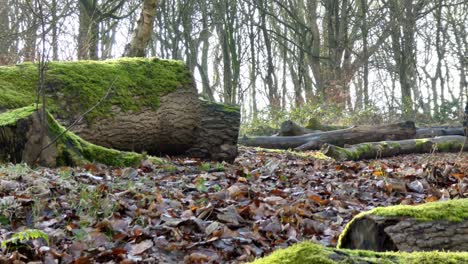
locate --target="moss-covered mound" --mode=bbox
[338,199,468,247]
[0,105,148,167]
[337,199,468,252]
[252,241,468,264]
[0,57,193,121]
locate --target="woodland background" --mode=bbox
[0,0,467,131]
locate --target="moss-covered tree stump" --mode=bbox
[0,58,240,162]
[338,199,468,252]
[252,241,468,264]
[0,106,145,167]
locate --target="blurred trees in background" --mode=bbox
[0,0,466,126]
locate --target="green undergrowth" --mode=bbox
[252,241,468,264]
[337,199,468,248]
[0,57,192,121]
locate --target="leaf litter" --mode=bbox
[0,147,467,263]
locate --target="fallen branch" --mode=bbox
[239,121,417,150]
[322,135,468,161]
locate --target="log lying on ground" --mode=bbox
[279,120,464,138]
[337,199,468,252]
[0,106,148,167]
[415,127,465,138]
[322,135,468,161]
[239,121,416,150]
[0,58,240,162]
[252,241,468,264]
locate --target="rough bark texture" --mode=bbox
[0,58,241,162]
[239,121,416,150]
[72,88,201,155]
[187,101,240,162]
[415,127,465,138]
[323,135,468,161]
[339,213,468,252]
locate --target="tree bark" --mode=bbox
[415,127,465,138]
[322,135,468,161]
[239,122,416,150]
[0,58,241,162]
[124,0,158,57]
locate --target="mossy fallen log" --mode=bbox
[0,105,148,167]
[0,58,240,162]
[252,241,468,264]
[338,199,468,252]
[322,135,468,161]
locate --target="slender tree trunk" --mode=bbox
[259,0,279,111]
[360,0,369,108]
[125,0,158,57]
[78,1,91,60]
[0,0,11,65]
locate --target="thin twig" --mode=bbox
[36,78,117,161]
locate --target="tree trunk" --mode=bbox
[415,127,465,138]
[322,135,468,161]
[338,199,468,252]
[0,106,145,167]
[0,58,240,162]
[124,0,158,57]
[239,122,416,150]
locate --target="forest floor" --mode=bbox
[0,147,467,263]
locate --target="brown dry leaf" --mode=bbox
[129,240,153,255]
[308,194,329,206]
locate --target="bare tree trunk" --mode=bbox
[78,1,91,60]
[0,0,11,65]
[125,0,158,57]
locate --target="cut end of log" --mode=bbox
[337,215,399,251]
[338,199,468,252]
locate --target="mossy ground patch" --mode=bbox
[252,241,468,264]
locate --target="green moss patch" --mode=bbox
[337,199,468,248]
[0,105,37,126]
[252,241,468,264]
[0,57,193,121]
[370,198,468,222]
